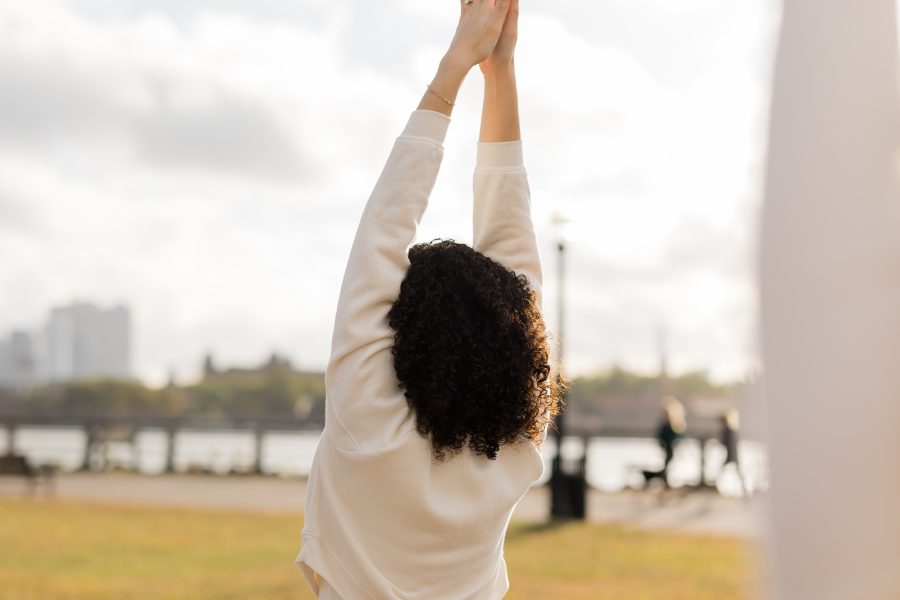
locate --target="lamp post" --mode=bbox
[549,214,586,520]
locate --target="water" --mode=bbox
[0,427,768,497]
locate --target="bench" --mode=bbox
[0,454,57,496]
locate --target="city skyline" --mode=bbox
[0,301,131,389]
[0,0,776,386]
[0,297,753,389]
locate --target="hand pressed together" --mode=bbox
[418,0,520,120]
[480,0,519,75]
[446,0,514,71]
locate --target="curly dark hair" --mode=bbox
[387,239,561,460]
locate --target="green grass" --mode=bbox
[0,499,754,599]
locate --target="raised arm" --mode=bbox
[472,0,542,300]
[325,0,513,450]
[478,0,521,144]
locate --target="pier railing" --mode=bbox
[0,412,733,481]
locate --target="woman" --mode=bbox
[296,1,560,598]
[642,396,686,488]
[715,409,748,496]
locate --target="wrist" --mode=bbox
[481,59,516,80]
[420,54,471,116]
[433,55,470,94]
[440,50,475,78]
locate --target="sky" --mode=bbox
[0,0,779,387]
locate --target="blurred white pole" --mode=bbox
[761,1,900,599]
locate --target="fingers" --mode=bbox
[465,0,506,14]
[459,0,508,28]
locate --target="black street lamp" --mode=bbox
[549,214,587,520]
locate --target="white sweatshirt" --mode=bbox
[296,110,546,600]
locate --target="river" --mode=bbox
[0,427,768,497]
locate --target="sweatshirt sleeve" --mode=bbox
[472,141,543,304]
[324,110,450,450]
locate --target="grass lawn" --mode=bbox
[0,498,754,599]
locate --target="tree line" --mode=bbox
[1,366,742,421]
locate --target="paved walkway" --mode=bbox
[0,473,763,538]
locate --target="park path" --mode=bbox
[0,473,762,538]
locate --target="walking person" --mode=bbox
[715,409,749,496]
[296,2,560,598]
[642,396,686,489]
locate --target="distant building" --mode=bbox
[201,351,319,380]
[0,330,41,390]
[44,302,131,383]
[202,353,217,379]
[0,302,131,390]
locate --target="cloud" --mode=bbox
[0,7,310,179]
[0,1,775,385]
[134,92,304,177]
[0,190,40,235]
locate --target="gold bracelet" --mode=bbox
[427,84,455,107]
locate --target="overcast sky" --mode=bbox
[0,0,778,386]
